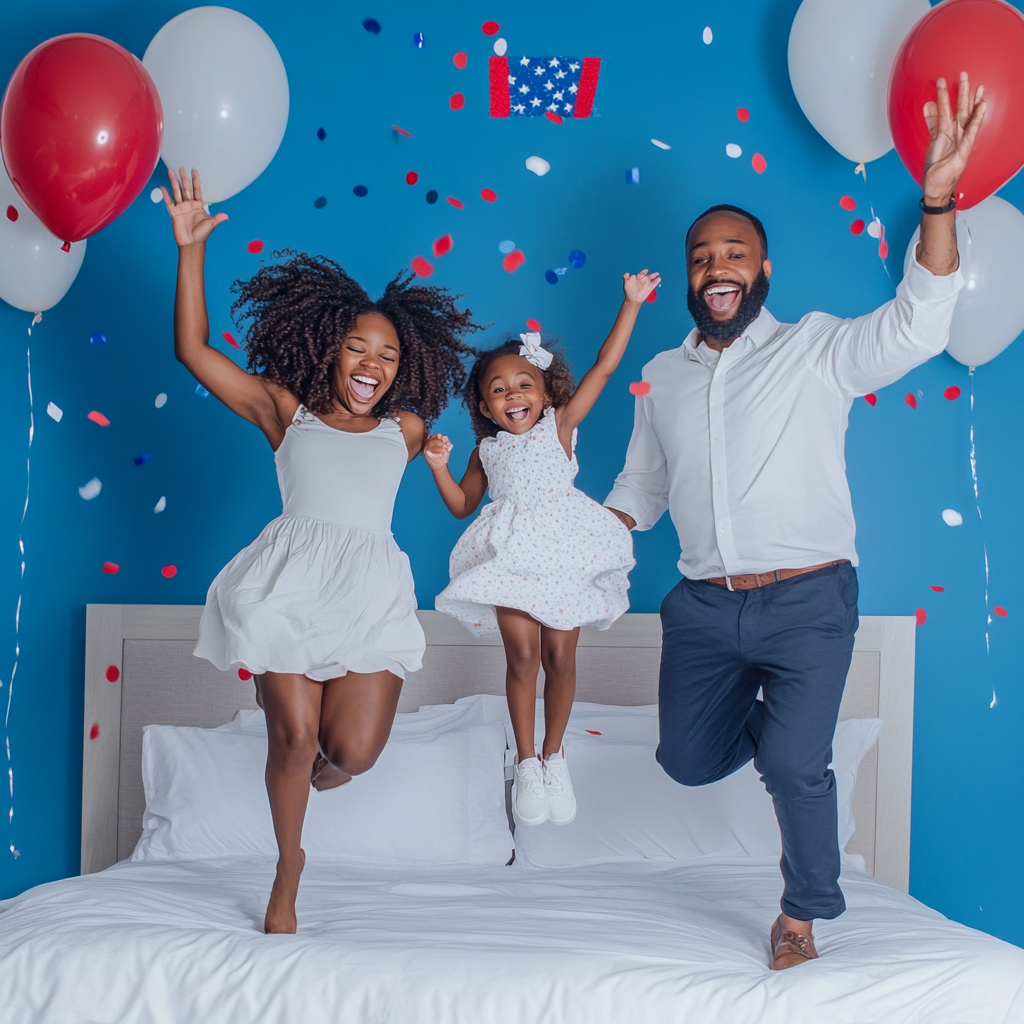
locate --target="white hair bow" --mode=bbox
[518,331,553,370]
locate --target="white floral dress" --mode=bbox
[435,409,635,636]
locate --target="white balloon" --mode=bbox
[788,0,929,164]
[143,6,289,204]
[0,167,86,312]
[903,196,1024,367]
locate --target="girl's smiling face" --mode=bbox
[478,353,548,433]
[331,312,400,414]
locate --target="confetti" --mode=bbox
[943,386,961,400]
[133,453,152,466]
[499,240,516,254]
[149,188,162,203]
[878,238,889,259]
[196,385,209,397]
[426,190,439,204]
[431,233,453,257]
[410,255,434,278]
[391,124,412,137]
[502,249,526,272]
[553,266,567,276]
[46,402,62,422]
[449,93,465,110]
[915,608,927,625]
[994,606,1008,617]
[446,196,464,208]
[839,195,856,211]
[645,290,657,303]
[625,167,641,184]
[526,319,542,332]
[867,219,881,238]
[930,585,945,592]
[725,143,742,158]
[105,665,120,683]
[904,392,917,409]
[238,668,253,680]
[247,239,264,254]
[585,729,602,735]
[702,26,713,44]
[89,723,100,740]
[413,32,424,48]
[90,332,106,345]
[453,51,468,69]
[221,331,240,349]
[154,496,166,513]
[161,565,177,579]
[850,219,865,235]
[101,561,119,574]
[362,18,381,34]
[545,111,564,124]
[651,139,671,149]
[751,153,767,174]
[79,477,102,500]
[545,270,559,284]
[736,107,750,122]
[406,171,419,185]
[525,155,550,176]
[314,196,327,208]
[568,249,586,269]
[155,393,167,408]
[88,411,110,427]
[317,127,326,140]
[629,381,652,396]
[353,185,369,197]
[480,188,497,202]
[864,393,877,406]
[941,509,963,526]
[482,20,500,35]
[493,38,507,56]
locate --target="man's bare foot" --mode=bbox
[264,849,305,934]
[311,754,352,792]
[770,914,818,970]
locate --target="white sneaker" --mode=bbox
[512,756,549,826]
[543,749,576,825]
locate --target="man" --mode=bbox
[605,75,985,970]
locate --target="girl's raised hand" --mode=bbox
[623,269,661,304]
[161,167,228,248]
[423,433,454,471]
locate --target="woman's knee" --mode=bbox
[267,717,319,768]
[320,733,385,777]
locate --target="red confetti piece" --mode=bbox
[449,92,465,110]
[839,195,857,211]
[247,239,264,254]
[629,381,652,397]
[526,318,541,332]
[101,561,119,574]
[480,188,497,202]
[585,729,602,735]
[391,124,412,137]
[915,608,927,625]
[405,170,419,185]
[645,290,657,303]
[446,196,464,208]
[105,665,120,683]
[930,585,945,592]
[904,393,917,409]
[751,153,767,174]
[411,255,434,278]
[431,233,453,257]
[238,668,253,680]
[736,107,750,121]
[502,249,526,272]
[878,239,889,260]
[545,111,564,124]
[863,393,877,406]
[161,565,177,578]
[943,385,961,400]
[6,205,18,222]
[89,722,100,740]
[850,219,865,235]
[453,51,468,69]
[481,20,500,35]
[994,606,1008,617]
[221,331,240,350]
[87,411,110,427]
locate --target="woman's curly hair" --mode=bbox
[464,339,575,442]
[232,251,481,424]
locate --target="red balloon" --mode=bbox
[888,0,1024,210]
[1,34,162,242]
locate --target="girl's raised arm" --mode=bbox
[423,435,489,518]
[556,270,660,437]
[164,167,295,447]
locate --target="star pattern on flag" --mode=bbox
[507,57,583,116]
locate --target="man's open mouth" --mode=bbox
[505,406,530,424]
[703,283,744,314]
[349,374,380,401]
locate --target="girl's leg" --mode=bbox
[257,671,323,934]
[316,669,404,777]
[539,626,581,758]
[495,607,542,760]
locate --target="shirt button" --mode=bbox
[715,478,722,485]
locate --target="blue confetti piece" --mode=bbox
[425,190,438,205]
[545,270,558,284]
[353,185,368,197]
[498,240,516,254]
[625,167,641,184]
[195,385,209,397]
[568,249,586,269]
[316,127,326,140]
[314,196,327,209]
[133,452,152,466]
[363,18,381,33]
[90,331,106,345]
[413,31,424,47]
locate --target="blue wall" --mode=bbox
[1,0,1020,947]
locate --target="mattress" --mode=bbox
[1,857,1021,1024]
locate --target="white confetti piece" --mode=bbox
[498,240,516,254]
[726,143,742,158]
[867,219,882,238]
[651,138,671,150]
[46,402,63,422]
[702,26,713,44]
[493,37,507,56]
[79,477,102,501]
[941,508,963,527]
[154,496,167,513]
[525,155,550,176]
[990,690,998,708]
[155,393,168,408]
[150,187,163,203]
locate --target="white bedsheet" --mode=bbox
[1,858,1021,1024]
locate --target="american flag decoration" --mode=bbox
[489,56,601,118]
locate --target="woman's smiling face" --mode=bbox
[478,353,548,433]
[331,312,400,413]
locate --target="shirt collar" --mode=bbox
[682,306,780,362]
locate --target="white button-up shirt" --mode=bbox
[605,256,963,578]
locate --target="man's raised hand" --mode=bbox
[922,72,987,205]
[161,167,229,248]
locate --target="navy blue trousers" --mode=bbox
[656,562,858,921]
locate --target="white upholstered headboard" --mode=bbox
[81,606,915,891]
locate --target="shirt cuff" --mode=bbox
[901,251,964,305]
[603,487,652,531]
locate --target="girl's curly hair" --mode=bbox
[232,251,482,424]
[464,339,575,442]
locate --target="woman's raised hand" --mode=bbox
[161,167,229,248]
[423,433,454,471]
[623,269,661,304]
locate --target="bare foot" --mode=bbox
[311,754,352,792]
[769,914,818,970]
[264,849,305,934]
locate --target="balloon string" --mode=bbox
[854,163,893,285]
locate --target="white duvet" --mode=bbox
[1,857,1021,1024]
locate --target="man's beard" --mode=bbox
[686,269,770,342]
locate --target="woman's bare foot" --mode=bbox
[311,754,352,792]
[264,849,305,934]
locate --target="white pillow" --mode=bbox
[133,703,511,867]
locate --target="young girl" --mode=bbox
[424,269,660,827]
[162,168,479,933]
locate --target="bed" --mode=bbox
[0,605,1021,1024]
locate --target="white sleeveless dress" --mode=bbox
[435,409,634,637]
[194,406,425,681]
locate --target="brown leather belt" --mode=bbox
[704,560,849,591]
